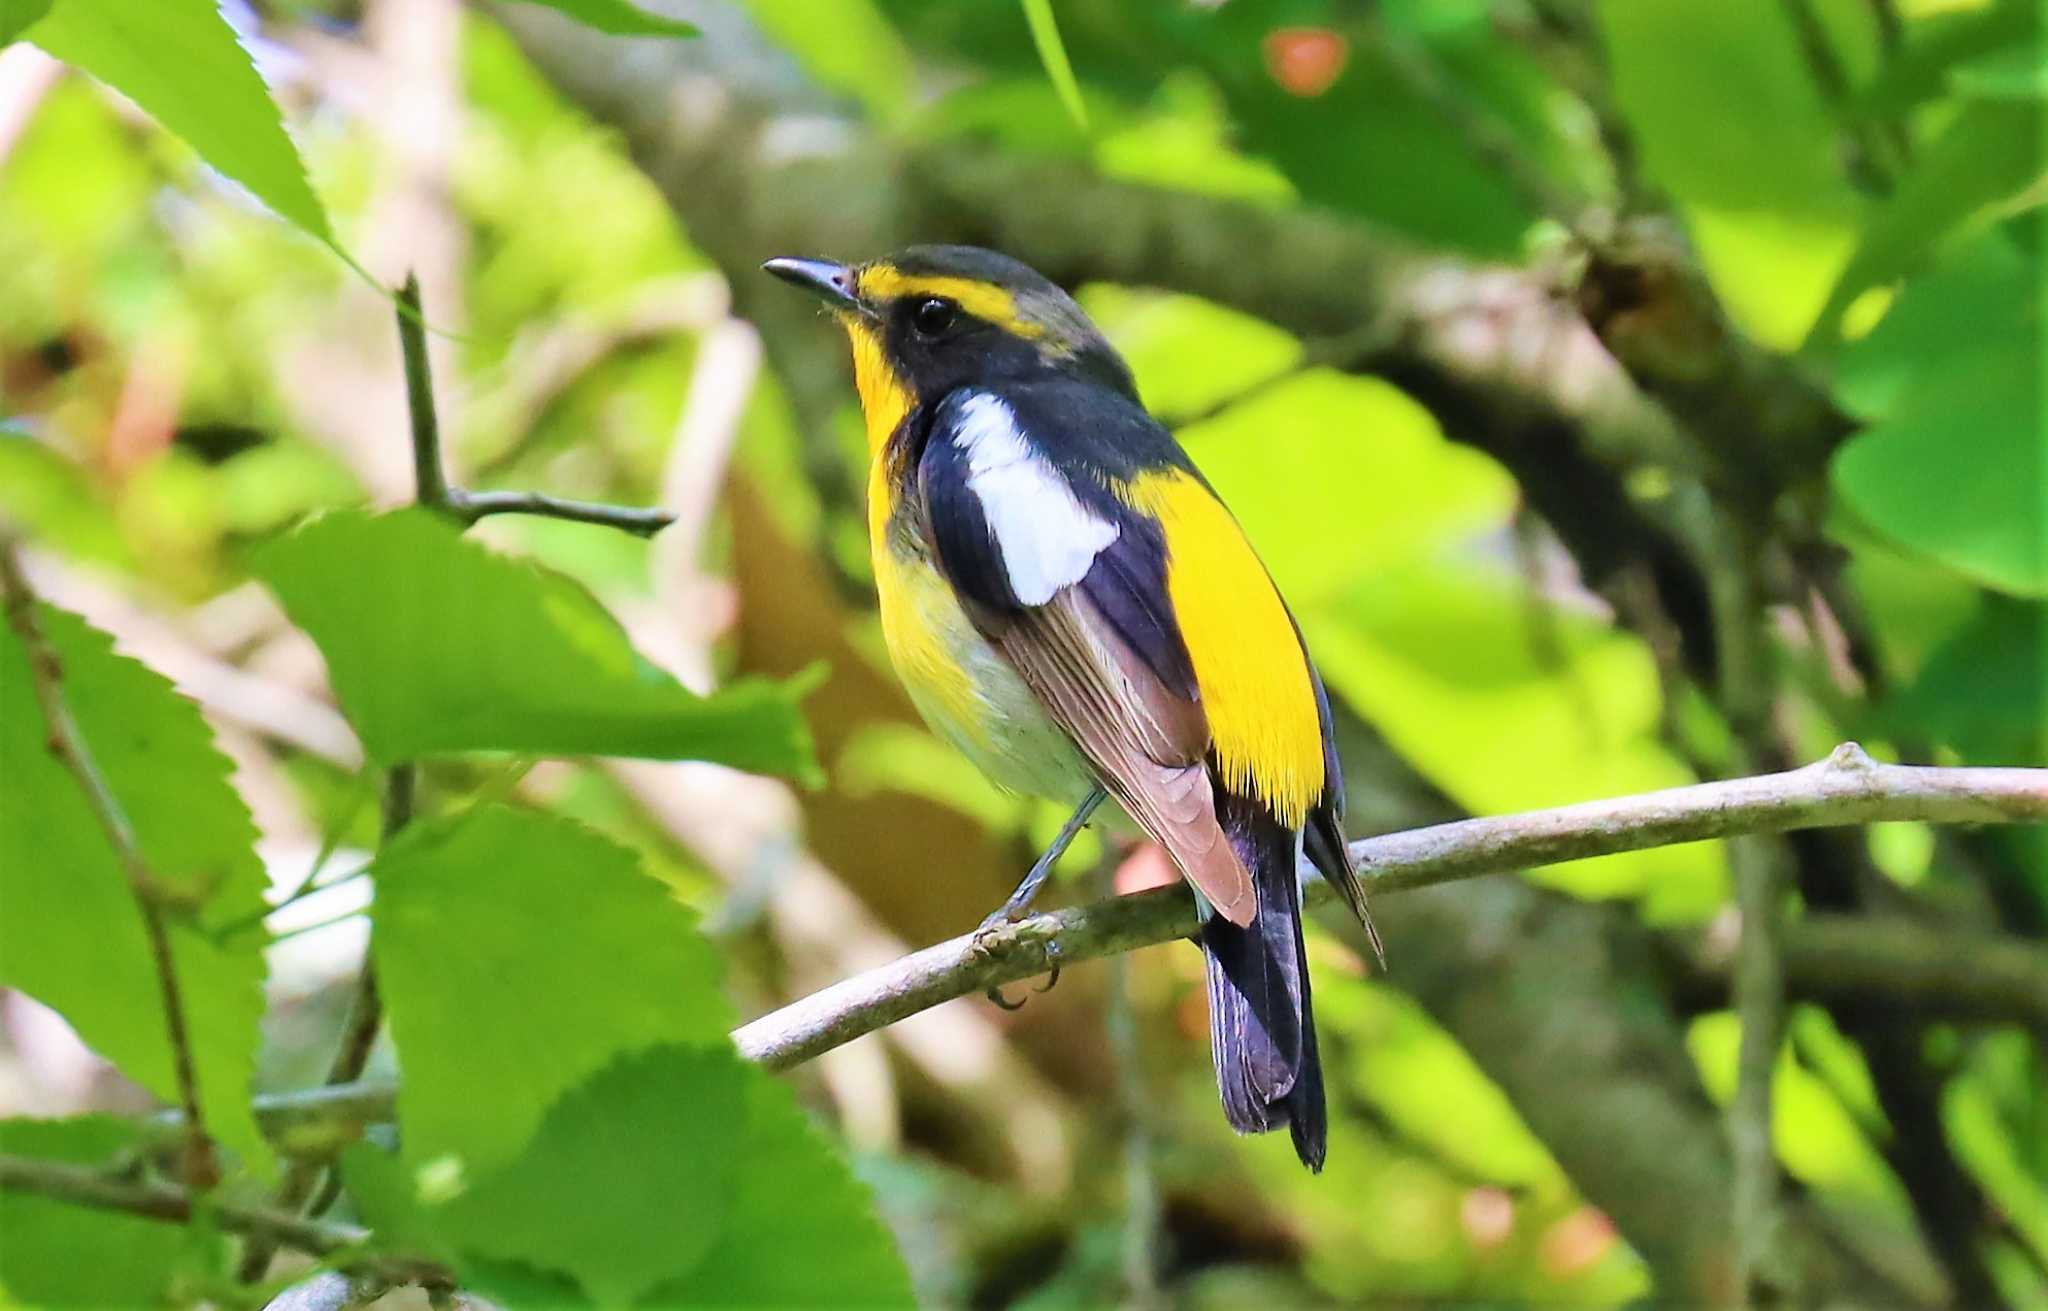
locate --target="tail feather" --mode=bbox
[1200,788,1327,1171]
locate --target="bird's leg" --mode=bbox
[979,786,1105,1007]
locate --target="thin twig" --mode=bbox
[394,273,671,536]
[238,765,407,1280]
[731,744,2045,1072]
[0,1155,440,1285]
[444,488,673,536]
[0,543,218,1189]
[1708,513,1789,1302]
[1104,927,1161,1307]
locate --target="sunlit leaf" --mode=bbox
[254,509,818,778]
[1600,0,1864,346]
[0,0,51,44]
[1021,0,1088,130]
[1180,371,1517,608]
[26,0,331,242]
[1306,564,1725,918]
[370,805,730,1175]
[1813,101,2045,343]
[1831,234,2045,597]
[1079,285,1302,422]
[0,607,272,1175]
[742,0,913,123]
[1943,1032,2048,1261]
[1688,1014,1913,1219]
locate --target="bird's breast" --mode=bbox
[869,476,1093,805]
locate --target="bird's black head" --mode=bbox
[764,245,1135,422]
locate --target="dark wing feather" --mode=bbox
[991,588,1253,927]
[916,397,1255,926]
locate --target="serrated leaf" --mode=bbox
[0,1117,203,1306]
[25,0,330,242]
[371,805,732,1175]
[443,1046,746,1305]
[507,0,697,38]
[0,606,272,1175]
[253,509,817,778]
[344,1047,913,1307]
[648,1066,916,1306]
[0,0,51,43]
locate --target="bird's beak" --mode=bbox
[762,257,869,317]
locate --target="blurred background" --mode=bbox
[1,0,2043,1305]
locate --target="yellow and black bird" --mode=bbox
[765,245,1379,1170]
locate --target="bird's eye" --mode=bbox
[910,297,958,337]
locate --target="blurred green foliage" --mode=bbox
[0,0,2042,1304]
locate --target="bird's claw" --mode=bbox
[979,928,1061,1010]
[984,984,1027,1010]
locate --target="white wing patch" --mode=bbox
[952,392,1118,606]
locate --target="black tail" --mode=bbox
[1200,789,1327,1171]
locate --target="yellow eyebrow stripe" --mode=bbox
[1119,468,1324,829]
[855,266,1044,339]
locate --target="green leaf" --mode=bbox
[1021,0,1088,130]
[25,0,331,243]
[346,1047,913,1306]
[1833,233,2031,421]
[1177,370,1517,609]
[505,0,698,38]
[0,0,51,44]
[648,1061,916,1306]
[741,0,915,124]
[0,1117,203,1306]
[1952,40,2048,99]
[1305,564,1726,919]
[370,805,731,1175]
[442,1046,745,1304]
[1599,0,1865,347]
[1831,235,2046,596]
[1886,596,2047,764]
[253,509,817,778]
[1813,100,2045,343]
[0,607,272,1175]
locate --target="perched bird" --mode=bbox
[765,245,1379,1170]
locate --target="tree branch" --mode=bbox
[0,1154,440,1284]
[393,272,673,537]
[733,744,2044,1071]
[0,542,218,1190]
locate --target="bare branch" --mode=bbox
[445,488,674,536]
[393,273,673,537]
[0,542,218,1189]
[0,1154,440,1286]
[733,744,2045,1071]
